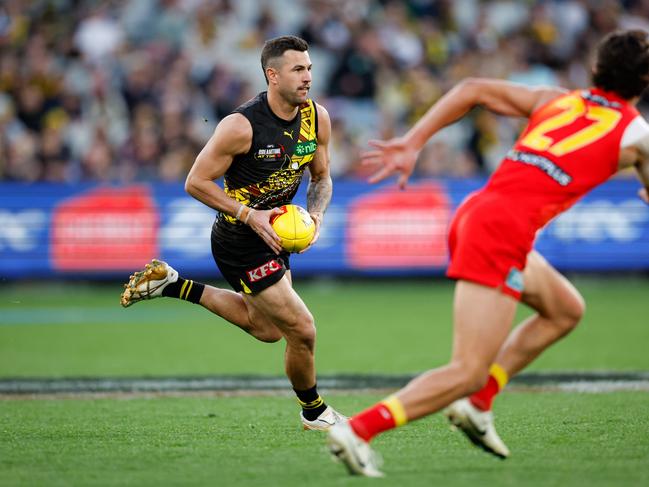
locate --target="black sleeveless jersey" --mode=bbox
[212,91,319,243]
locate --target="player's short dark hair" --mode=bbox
[260,35,309,84]
[592,30,649,100]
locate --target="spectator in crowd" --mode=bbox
[1,0,647,183]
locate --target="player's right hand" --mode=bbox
[246,207,283,254]
[361,137,419,189]
[298,211,322,254]
[639,187,649,204]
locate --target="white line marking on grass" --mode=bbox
[555,380,649,393]
[1,373,648,397]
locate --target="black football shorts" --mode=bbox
[211,224,290,294]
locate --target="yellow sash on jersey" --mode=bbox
[223,100,318,223]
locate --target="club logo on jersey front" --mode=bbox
[255,144,284,161]
[247,259,282,282]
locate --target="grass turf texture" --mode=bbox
[1,277,649,377]
[1,392,648,486]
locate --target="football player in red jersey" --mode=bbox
[326,30,649,477]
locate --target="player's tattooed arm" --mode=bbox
[305,104,333,247]
[307,176,332,218]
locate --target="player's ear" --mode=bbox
[266,67,279,85]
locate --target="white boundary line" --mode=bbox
[1,372,648,396]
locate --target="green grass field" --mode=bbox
[1,278,648,486]
[2,393,648,486]
[1,278,648,377]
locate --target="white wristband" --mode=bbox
[244,208,254,225]
[235,204,246,221]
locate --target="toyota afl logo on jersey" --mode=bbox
[254,144,284,160]
[247,259,282,282]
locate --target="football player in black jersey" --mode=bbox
[120,36,344,430]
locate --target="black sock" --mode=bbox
[162,277,205,304]
[295,384,327,421]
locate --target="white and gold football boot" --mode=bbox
[301,406,347,431]
[120,259,178,308]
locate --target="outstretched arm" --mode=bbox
[363,78,567,188]
[304,103,333,249]
[635,154,649,204]
[185,113,283,253]
[621,122,649,204]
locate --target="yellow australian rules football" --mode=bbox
[270,204,316,253]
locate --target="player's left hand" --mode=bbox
[361,137,419,189]
[299,211,322,254]
[639,187,649,204]
[247,207,284,254]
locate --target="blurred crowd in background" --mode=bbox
[1,0,649,183]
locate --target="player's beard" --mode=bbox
[279,84,309,107]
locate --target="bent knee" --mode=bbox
[556,291,586,333]
[296,321,316,349]
[284,312,316,348]
[570,292,586,323]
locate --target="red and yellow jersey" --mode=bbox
[484,88,639,230]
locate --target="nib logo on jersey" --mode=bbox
[347,182,451,269]
[50,186,159,271]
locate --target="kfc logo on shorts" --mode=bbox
[247,259,281,282]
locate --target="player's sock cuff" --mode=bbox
[162,278,205,304]
[381,395,408,427]
[295,384,327,420]
[294,384,319,404]
[182,280,205,304]
[490,363,509,390]
[298,396,324,409]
